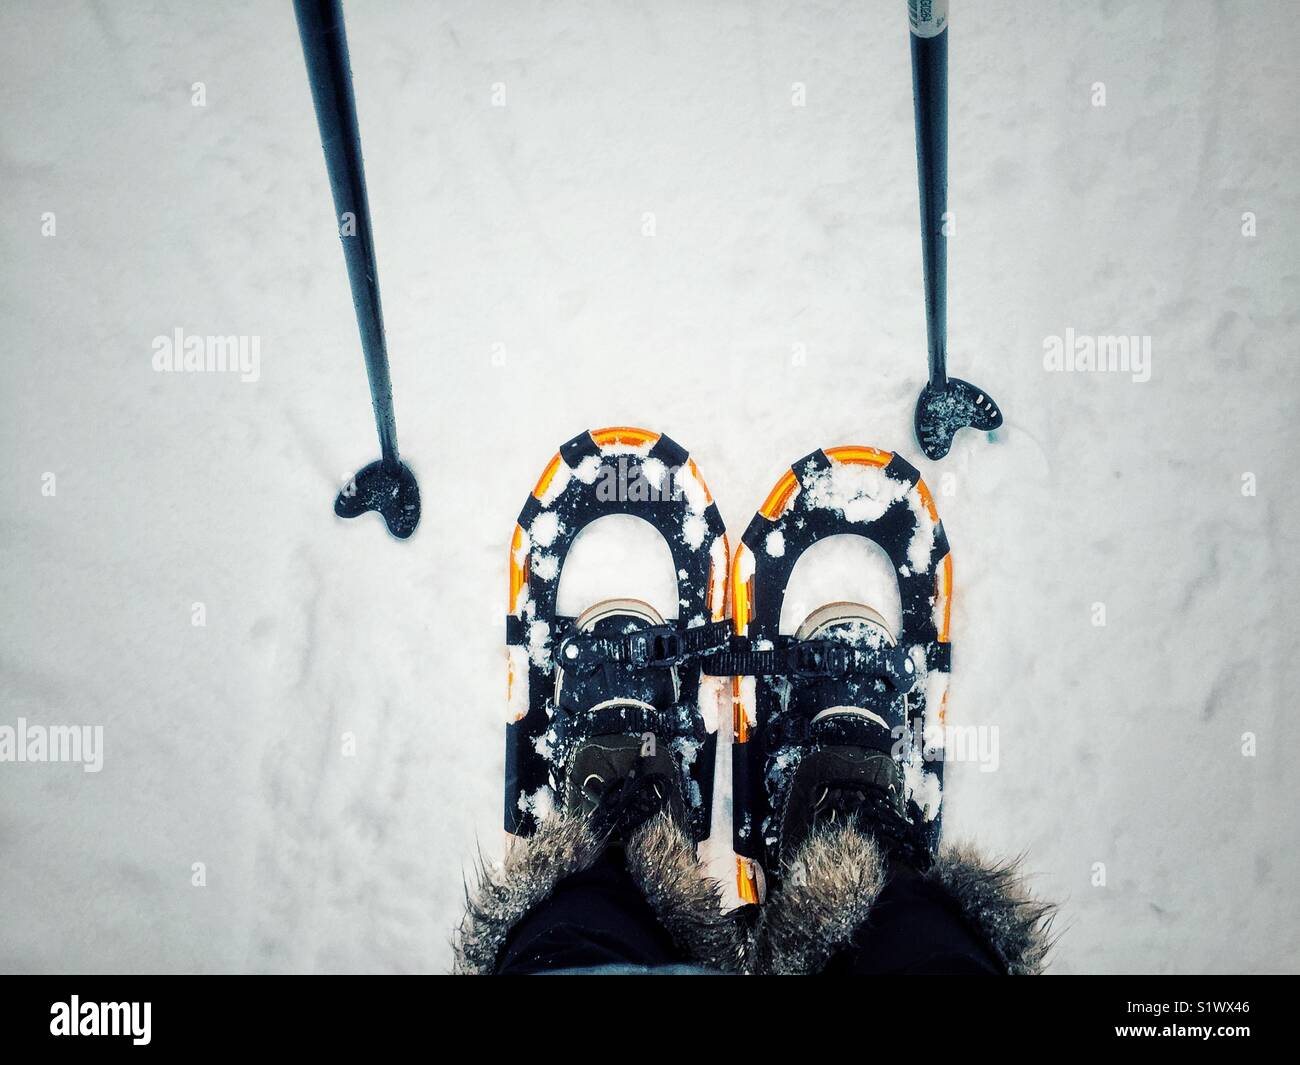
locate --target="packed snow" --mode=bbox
[1,0,1297,974]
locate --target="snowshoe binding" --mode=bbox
[505,427,730,846]
[713,446,952,902]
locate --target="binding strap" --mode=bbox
[552,702,669,746]
[549,701,708,767]
[703,636,917,693]
[557,620,733,675]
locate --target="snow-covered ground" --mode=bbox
[2,0,1297,974]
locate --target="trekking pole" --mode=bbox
[907,0,1003,460]
[294,0,420,537]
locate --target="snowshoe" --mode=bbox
[713,445,952,903]
[504,427,731,845]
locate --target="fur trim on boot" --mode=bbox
[625,812,743,972]
[748,824,1056,975]
[453,812,740,974]
[927,843,1057,976]
[453,814,604,974]
[747,823,888,975]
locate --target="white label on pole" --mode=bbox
[908,0,949,38]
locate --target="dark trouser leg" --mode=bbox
[823,870,1005,975]
[496,849,687,974]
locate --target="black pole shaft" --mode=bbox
[294,0,400,469]
[910,16,948,390]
